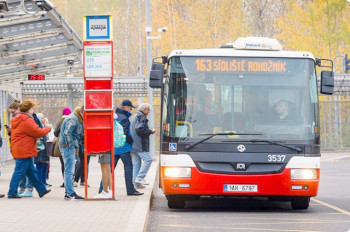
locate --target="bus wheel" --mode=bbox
[291,197,310,210]
[167,196,186,209]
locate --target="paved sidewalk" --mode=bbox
[321,151,350,162]
[0,151,348,232]
[0,155,158,232]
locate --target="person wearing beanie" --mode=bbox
[53,107,72,188]
[62,107,71,116]
[7,100,51,198]
[59,106,85,200]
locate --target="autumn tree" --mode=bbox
[243,0,286,37]
[274,0,350,71]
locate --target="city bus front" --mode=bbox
[157,50,328,209]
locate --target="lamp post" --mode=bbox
[145,0,166,159]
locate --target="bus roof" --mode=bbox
[169,36,315,60]
[168,49,315,60]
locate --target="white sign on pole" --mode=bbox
[84,15,112,41]
[89,18,108,37]
[84,44,112,77]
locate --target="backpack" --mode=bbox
[114,120,126,148]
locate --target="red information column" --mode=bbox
[83,40,115,200]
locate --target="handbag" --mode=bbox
[53,137,62,157]
[46,141,54,156]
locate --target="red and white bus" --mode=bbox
[149,37,334,209]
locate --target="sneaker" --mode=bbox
[73,182,78,187]
[135,178,149,185]
[107,190,113,198]
[60,183,65,188]
[17,191,25,196]
[93,191,112,199]
[19,190,33,197]
[8,195,22,199]
[39,189,51,198]
[64,192,84,201]
[46,183,52,187]
[134,183,145,189]
[127,190,144,196]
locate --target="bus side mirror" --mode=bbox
[320,71,334,95]
[149,62,164,88]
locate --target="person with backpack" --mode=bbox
[97,100,143,198]
[130,103,155,189]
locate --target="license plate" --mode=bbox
[224,184,258,192]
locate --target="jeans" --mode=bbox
[8,158,46,196]
[36,163,48,185]
[99,152,136,194]
[59,145,76,196]
[19,176,33,191]
[132,152,152,183]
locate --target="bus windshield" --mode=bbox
[162,56,319,142]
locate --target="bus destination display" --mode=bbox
[195,58,287,73]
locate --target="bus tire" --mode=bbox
[291,196,310,210]
[167,195,186,209]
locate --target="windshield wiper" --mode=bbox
[222,139,301,152]
[185,132,263,151]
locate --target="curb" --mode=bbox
[125,157,158,232]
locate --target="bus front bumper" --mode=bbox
[160,167,319,197]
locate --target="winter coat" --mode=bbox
[59,110,83,149]
[10,113,50,159]
[33,113,49,164]
[130,110,153,152]
[114,108,133,155]
[53,116,66,157]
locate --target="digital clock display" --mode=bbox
[28,74,45,80]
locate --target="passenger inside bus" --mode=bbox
[270,100,297,123]
[178,93,216,136]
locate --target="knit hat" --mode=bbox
[62,107,71,116]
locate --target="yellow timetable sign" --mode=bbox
[195,59,287,72]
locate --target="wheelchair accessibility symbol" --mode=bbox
[169,143,177,151]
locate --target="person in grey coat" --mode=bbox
[130,103,155,188]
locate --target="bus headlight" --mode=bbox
[290,169,317,180]
[164,167,191,178]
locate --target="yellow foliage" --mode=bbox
[50,0,350,75]
[275,0,350,71]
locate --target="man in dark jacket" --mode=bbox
[130,103,155,188]
[99,100,143,196]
